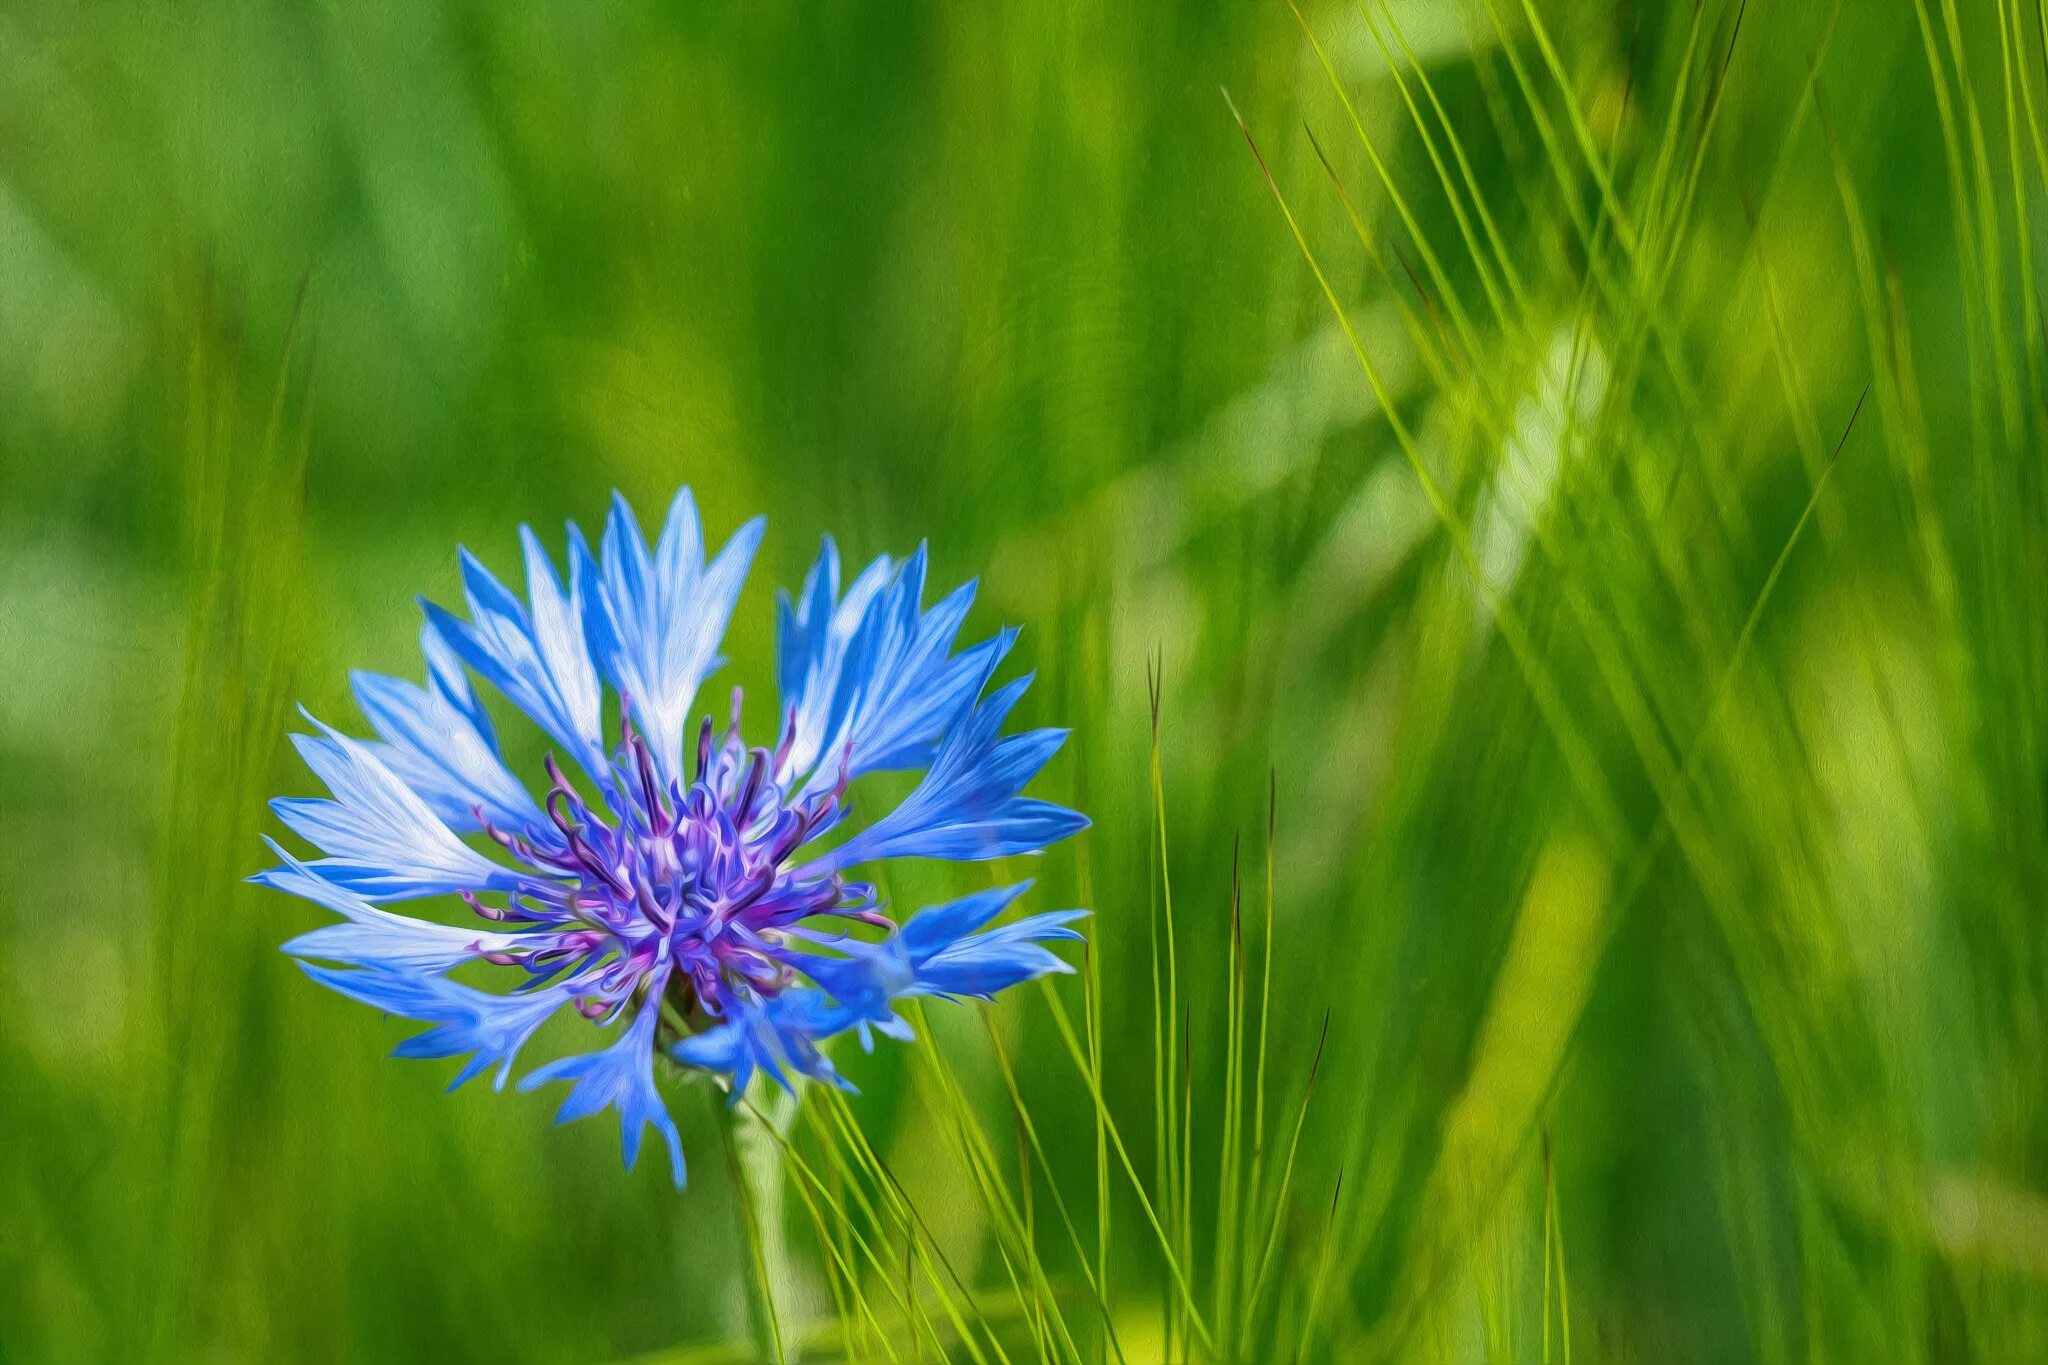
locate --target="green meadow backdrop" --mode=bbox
[5,1,2047,1360]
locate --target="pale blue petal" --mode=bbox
[422,538,606,778]
[584,488,765,789]
[521,524,606,753]
[272,715,523,900]
[350,667,543,835]
[259,839,523,974]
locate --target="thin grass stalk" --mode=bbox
[814,1088,1000,1363]
[797,1100,958,1361]
[774,1102,951,1362]
[1284,0,1494,355]
[1036,979,1217,1352]
[910,1051,1039,1363]
[1545,1133,1573,1365]
[1224,89,1632,852]
[1501,0,1641,256]
[1995,0,2046,402]
[1354,0,1524,327]
[1297,123,1472,418]
[1212,839,1245,1352]
[746,1103,899,1362]
[1144,653,1171,1357]
[1242,1011,1331,1333]
[901,1022,1063,1365]
[1082,940,1112,1364]
[1466,0,1759,557]
[1242,771,1278,1351]
[1144,653,1188,1354]
[1644,3,1754,300]
[1178,1003,1193,1353]
[982,1015,1131,1365]
[1011,1102,1045,1354]
[1290,1168,1344,1365]
[1625,1,1710,278]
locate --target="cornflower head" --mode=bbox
[259,489,1088,1184]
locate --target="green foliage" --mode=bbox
[4,0,2047,1360]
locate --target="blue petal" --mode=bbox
[299,961,569,1090]
[851,628,1017,775]
[668,990,856,1098]
[776,540,1015,793]
[775,539,895,779]
[801,883,1083,1013]
[272,714,524,901]
[350,664,544,836]
[806,667,1089,872]
[422,531,607,779]
[793,938,917,1031]
[259,839,524,974]
[582,489,765,789]
[518,987,686,1186]
[912,909,1087,998]
[897,881,1033,957]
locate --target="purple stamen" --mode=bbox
[773,704,798,772]
[462,890,508,922]
[695,715,715,780]
[735,748,769,825]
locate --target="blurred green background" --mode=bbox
[5,0,2048,1360]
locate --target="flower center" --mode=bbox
[471,688,876,1027]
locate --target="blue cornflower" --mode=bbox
[259,489,1088,1185]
